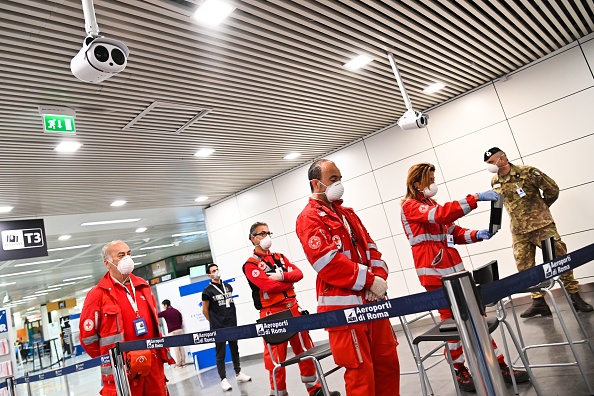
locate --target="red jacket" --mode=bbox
[79,273,174,383]
[243,251,301,309]
[400,193,481,287]
[296,198,388,312]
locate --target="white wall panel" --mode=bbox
[204,196,240,232]
[563,229,594,280]
[341,172,382,211]
[427,85,506,146]
[509,88,594,156]
[445,172,495,204]
[435,121,518,181]
[357,204,392,240]
[213,247,253,279]
[326,141,371,180]
[550,183,594,236]
[364,124,432,170]
[291,258,317,293]
[468,247,516,279]
[236,181,278,219]
[402,268,425,295]
[394,233,415,270]
[523,135,594,189]
[285,231,307,264]
[375,236,402,272]
[241,208,286,240]
[386,271,408,298]
[373,149,438,202]
[582,37,594,72]
[496,45,592,118]
[278,198,309,234]
[272,164,310,206]
[208,223,248,257]
[463,211,513,255]
[383,199,404,236]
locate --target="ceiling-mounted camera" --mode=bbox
[70,0,129,83]
[71,36,129,83]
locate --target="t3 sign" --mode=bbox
[0,219,48,260]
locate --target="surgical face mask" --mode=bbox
[111,255,135,275]
[315,180,344,202]
[212,270,221,280]
[486,155,503,173]
[422,183,439,198]
[259,235,272,250]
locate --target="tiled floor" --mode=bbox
[14,288,594,395]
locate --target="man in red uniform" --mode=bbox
[243,221,341,396]
[79,240,174,396]
[295,159,400,396]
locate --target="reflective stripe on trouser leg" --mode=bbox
[270,390,288,396]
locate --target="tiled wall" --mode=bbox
[205,35,594,356]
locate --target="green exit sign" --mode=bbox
[43,114,76,134]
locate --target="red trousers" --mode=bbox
[424,285,504,368]
[100,352,168,396]
[260,303,321,396]
[328,319,400,396]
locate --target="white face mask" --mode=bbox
[315,180,344,202]
[259,235,272,250]
[212,270,221,280]
[110,255,135,275]
[486,155,503,173]
[422,183,439,198]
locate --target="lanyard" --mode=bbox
[124,281,140,318]
[211,282,227,298]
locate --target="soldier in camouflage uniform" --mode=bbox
[484,147,593,317]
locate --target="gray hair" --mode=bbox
[249,222,268,238]
[101,240,125,262]
[308,159,331,192]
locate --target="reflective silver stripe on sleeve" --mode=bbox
[317,295,363,307]
[371,259,388,273]
[408,233,447,246]
[416,262,465,277]
[464,230,473,244]
[263,292,269,300]
[101,366,113,375]
[352,264,368,291]
[401,209,414,239]
[448,225,456,233]
[82,334,99,345]
[458,198,471,215]
[343,250,351,259]
[427,207,437,224]
[99,333,124,346]
[368,243,377,250]
[366,251,370,261]
[312,249,338,273]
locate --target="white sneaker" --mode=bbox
[221,378,232,391]
[235,372,252,382]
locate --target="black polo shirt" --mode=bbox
[201,281,237,330]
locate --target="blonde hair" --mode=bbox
[403,163,435,202]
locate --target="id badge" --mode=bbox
[516,187,526,198]
[134,317,148,336]
[225,299,230,308]
[447,234,454,246]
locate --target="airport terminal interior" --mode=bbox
[1,0,594,395]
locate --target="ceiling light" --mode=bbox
[194,196,208,202]
[63,275,92,282]
[111,200,126,207]
[139,243,174,251]
[2,293,11,304]
[0,282,16,287]
[58,235,71,241]
[130,254,146,259]
[194,148,215,157]
[283,152,301,160]
[48,282,75,288]
[0,269,42,278]
[171,231,207,237]
[47,244,91,252]
[135,227,147,233]
[81,218,140,226]
[423,82,446,94]
[15,258,63,267]
[0,206,13,213]
[35,287,61,294]
[21,296,37,300]
[192,0,235,27]
[54,141,82,153]
[344,54,372,70]
[27,307,36,311]
[33,292,48,296]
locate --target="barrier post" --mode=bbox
[5,376,16,396]
[109,344,131,396]
[61,356,70,396]
[441,271,507,396]
[24,372,32,396]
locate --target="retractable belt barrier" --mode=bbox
[5,242,594,387]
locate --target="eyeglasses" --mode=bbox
[252,231,273,238]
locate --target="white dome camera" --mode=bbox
[397,109,429,131]
[70,36,129,83]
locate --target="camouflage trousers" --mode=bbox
[512,222,579,299]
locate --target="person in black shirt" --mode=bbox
[202,263,251,391]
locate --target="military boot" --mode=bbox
[570,292,594,312]
[520,298,552,318]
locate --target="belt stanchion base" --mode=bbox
[109,344,131,396]
[5,376,16,396]
[24,372,32,396]
[442,271,507,396]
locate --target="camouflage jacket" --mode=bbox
[490,163,559,235]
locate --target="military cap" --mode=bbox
[484,147,502,162]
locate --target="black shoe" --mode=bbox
[570,292,594,312]
[313,389,341,396]
[520,298,552,318]
[455,365,476,392]
[499,363,530,383]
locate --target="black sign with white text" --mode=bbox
[0,219,48,260]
